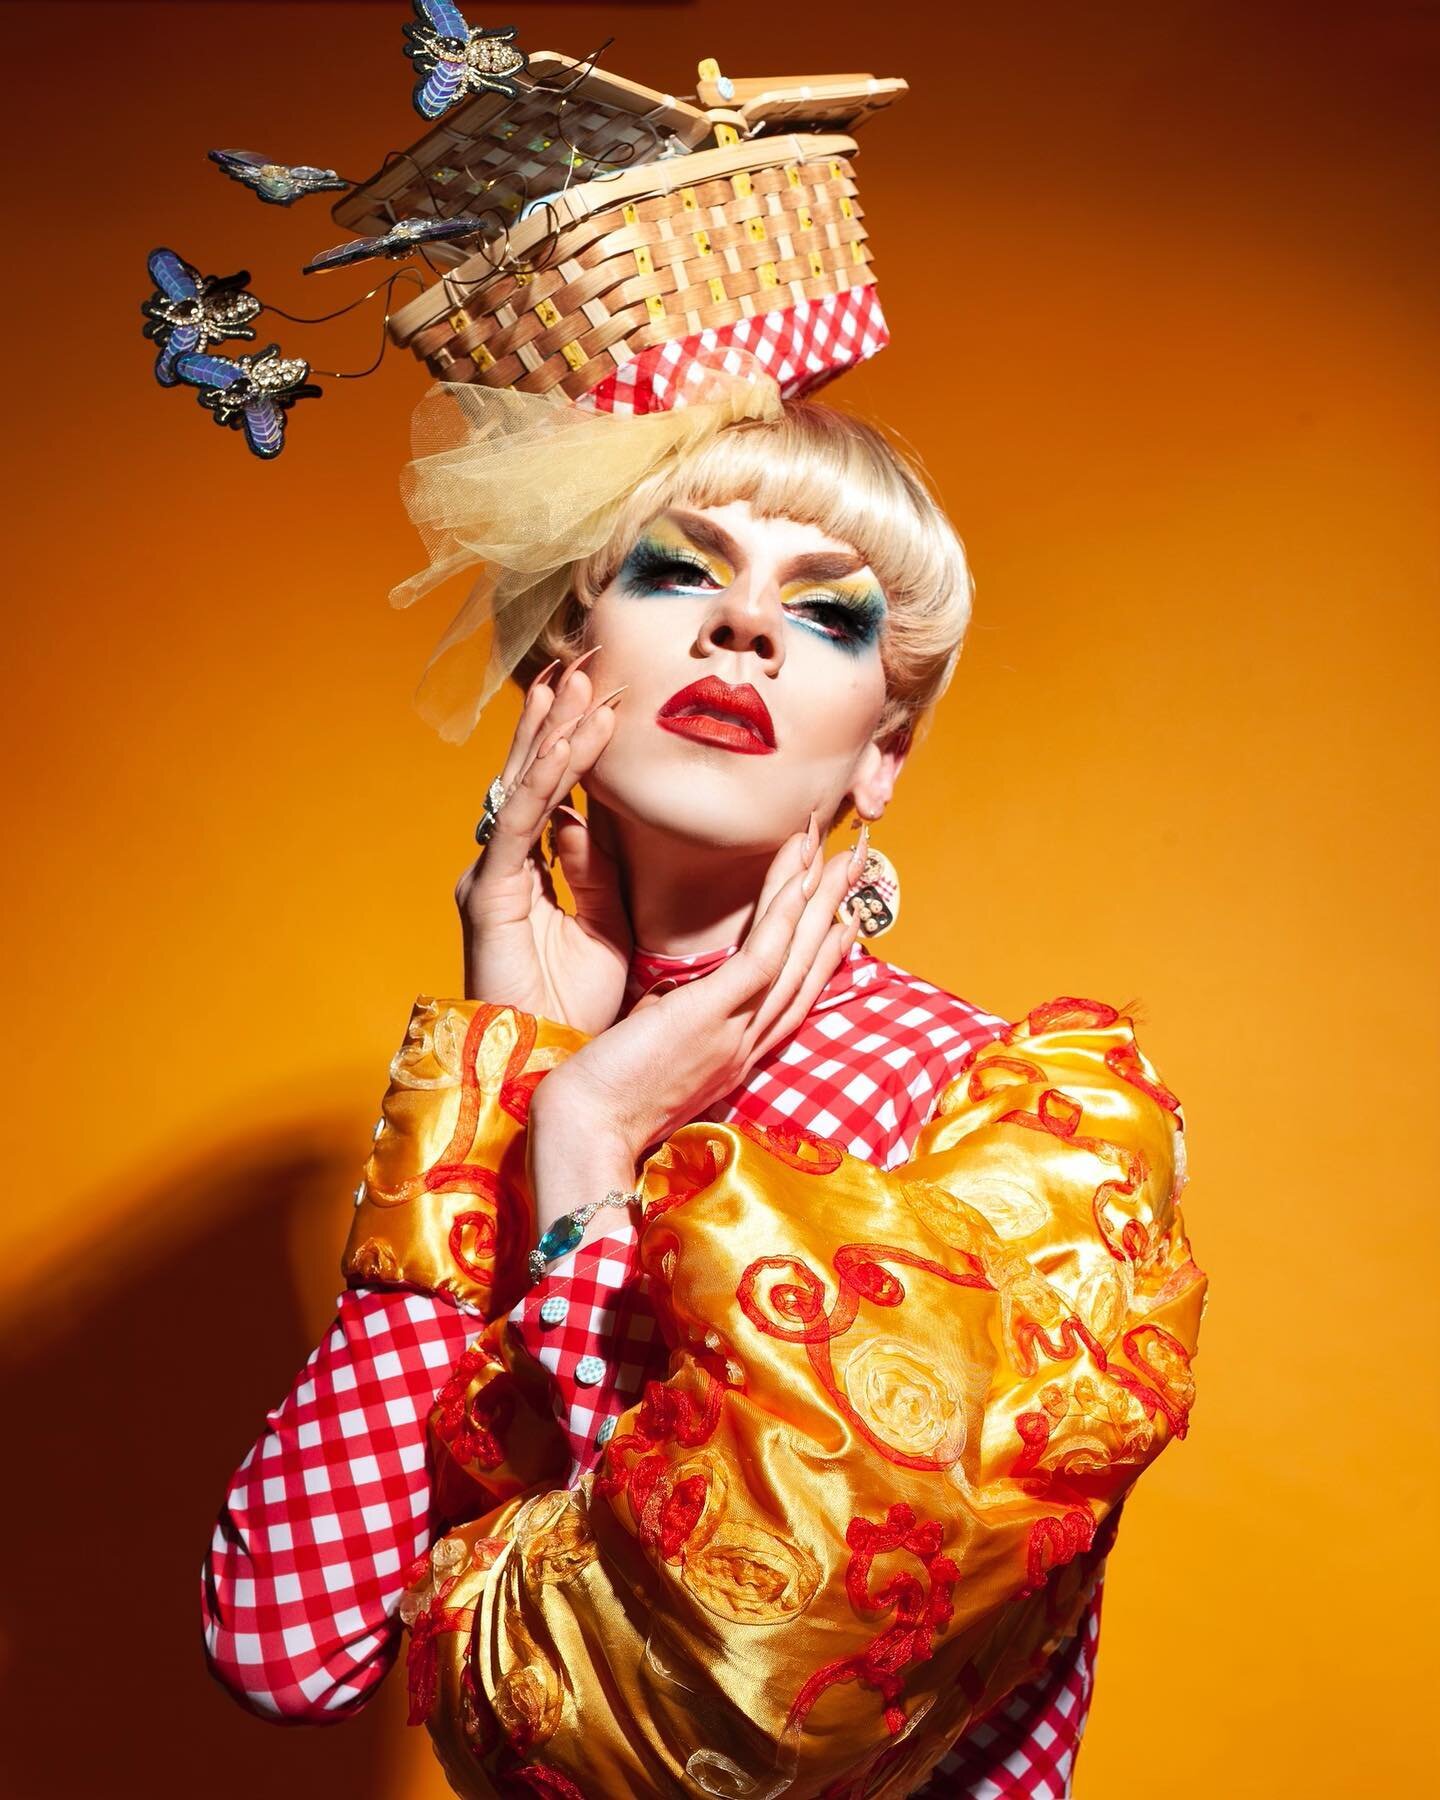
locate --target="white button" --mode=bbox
[574,1355,606,1387]
[538,1296,569,1327]
[595,1416,616,1446]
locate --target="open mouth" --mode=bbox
[656,676,777,755]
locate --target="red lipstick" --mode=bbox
[656,675,777,755]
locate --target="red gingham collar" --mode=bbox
[623,938,883,1015]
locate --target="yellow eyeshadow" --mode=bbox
[779,573,885,608]
[640,516,733,584]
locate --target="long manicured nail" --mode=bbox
[568,645,603,677]
[848,822,870,883]
[802,808,817,865]
[553,804,588,829]
[533,657,561,688]
[537,722,576,758]
[578,684,627,729]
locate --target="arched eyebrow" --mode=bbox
[664,509,870,585]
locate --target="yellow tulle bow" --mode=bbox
[390,360,786,744]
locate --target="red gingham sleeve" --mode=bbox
[201,1286,470,1722]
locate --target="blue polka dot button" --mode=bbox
[538,1295,569,1327]
[574,1354,606,1387]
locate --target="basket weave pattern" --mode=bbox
[412,92,694,236]
[406,153,875,401]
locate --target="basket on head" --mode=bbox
[332,52,907,414]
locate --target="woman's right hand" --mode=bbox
[455,648,633,1034]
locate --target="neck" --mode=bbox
[590,797,778,957]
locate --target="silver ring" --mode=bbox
[474,775,508,845]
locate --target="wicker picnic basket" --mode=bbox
[332,53,906,403]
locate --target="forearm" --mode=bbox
[201,1286,472,1723]
[526,1081,639,1251]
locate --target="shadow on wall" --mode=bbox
[0,1122,408,1800]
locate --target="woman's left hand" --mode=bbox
[531,825,866,1173]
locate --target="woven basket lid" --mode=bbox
[334,50,906,414]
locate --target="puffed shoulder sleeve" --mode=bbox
[403,996,1207,1799]
[342,997,589,1319]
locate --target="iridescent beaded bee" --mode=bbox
[302,214,489,276]
[141,248,260,386]
[402,1,528,119]
[208,151,351,207]
[173,345,322,460]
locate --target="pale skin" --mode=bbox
[453,500,911,1247]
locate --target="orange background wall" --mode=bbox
[3,4,1435,1795]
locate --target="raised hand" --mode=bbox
[527,817,867,1230]
[454,647,632,1034]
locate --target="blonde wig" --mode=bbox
[512,401,974,754]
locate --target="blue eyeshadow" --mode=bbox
[785,588,886,654]
[616,538,714,596]
[616,537,886,654]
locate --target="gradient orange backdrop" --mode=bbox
[3,4,1436,1796]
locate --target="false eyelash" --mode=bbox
[622,544,882,647]
[620,544,720,590]
[788,593,884,645]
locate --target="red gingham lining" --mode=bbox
[580,285,889,415]
[913,1591,1103,1798]
[202,940,1104,1794]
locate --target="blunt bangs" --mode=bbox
[522,400,975,748]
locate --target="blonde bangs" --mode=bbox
[523,400,974,747]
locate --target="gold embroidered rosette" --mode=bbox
[342,996,1206,1797]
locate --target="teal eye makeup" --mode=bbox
[614,516,886,655]
[781,581,887,655]
[617,517,733,597]
[617,538,724,597]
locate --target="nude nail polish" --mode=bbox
[579,685,627,729]
[849,822,870,883]
[537,721,576,758]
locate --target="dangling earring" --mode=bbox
[838,808,901,940]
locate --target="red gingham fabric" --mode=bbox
[203,939,1104,1794]
[202,1288,470,1718]
[911,1591,1103,1800]
[580,284,889,415]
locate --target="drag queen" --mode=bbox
[201,368,1204,1796]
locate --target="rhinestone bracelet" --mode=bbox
[527,1187,641,1286]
